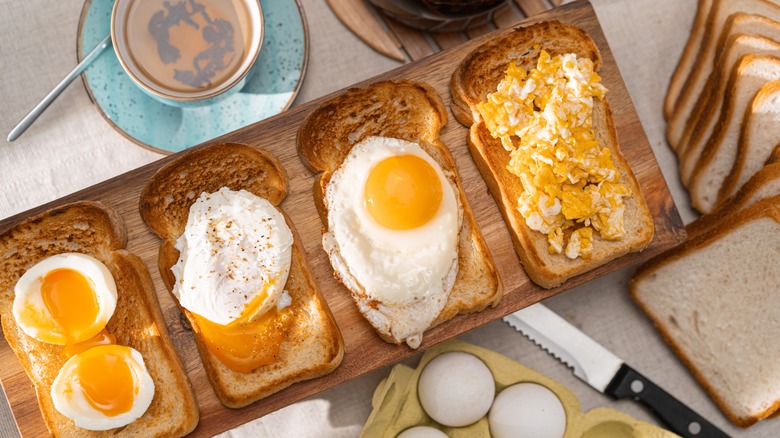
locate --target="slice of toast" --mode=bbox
[297,79,502,348]
[718,80,780,201]
[664,0,714,120]
[666,0,780,130]
[670,16,780,153]
[688,55,780,213]
[0,201,199,437]
[139,143,344,408]
[450,21,654,288]
[631,198,780,427]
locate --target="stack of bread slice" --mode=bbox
[664,0,780,214]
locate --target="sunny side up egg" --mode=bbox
[172,187,296,373]
[51,344,155,431]
[323,136,463,348]
[12,253,156,431]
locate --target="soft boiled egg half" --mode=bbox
[13,253,117,346]
[51,344,155,431]
[323,136,462,348]
[172,187,295,373]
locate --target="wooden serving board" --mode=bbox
[0,2,685,436]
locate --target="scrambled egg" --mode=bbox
[477,50,632,259]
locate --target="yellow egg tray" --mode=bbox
[361,340,680,438]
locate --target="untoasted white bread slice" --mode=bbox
[687,161,780,238]
[139,143,344,408]
[0,202,199,436]
[670,16,780,152]
[667,0,780,129]
[688,54,780,213]
[664,0,714,120]
[718,80,780,201]
[679,36,780,181]
[631,198,780,427]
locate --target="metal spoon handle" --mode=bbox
[7,34,112,142]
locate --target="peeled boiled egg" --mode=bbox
[489,382,567,438]
[13,253,117,345]
[50,344,155,431]
[396,425,449,438]
[417,352,495,427]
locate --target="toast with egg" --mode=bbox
[450,21,654,288]
[139,142,344,408]
[0,201,199,436]
[297,79,502,349]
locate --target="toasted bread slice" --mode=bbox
[664,0,714,120]
[139,143,344,408]
[679,38,780,185]
[0,202,198,437]
[719,80,780,201]
[667,0,780,129]
[297,79,502,348]
[450,21,654,288]
[688,55,780,213]
[631,198,780,427]
[672,18,780,154]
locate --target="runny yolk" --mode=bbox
[62,329,117,358]
[193,280,294,373]
[40,268,100,343]
[364,154,443,230]
[76,345,136,417]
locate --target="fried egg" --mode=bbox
[50,344,155,431]
[12,253,117,345]
[323,136,462,348]
[477,50,632,259]
[172,187,295,372]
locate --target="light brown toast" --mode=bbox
[0,202,199,437]
[297,79,502,348]
[139,143,344,408]
[631,198,780,426]
[450,21,654,288]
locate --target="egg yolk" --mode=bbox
[194,282,294,373]
[76,345,137,417]
[40,268,101,343]
[364,154,443,230]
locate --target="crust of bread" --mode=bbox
[0,201,199,437]
[450,21,654,288]
[139,143,344,408]
[631,198,780,427]
[296,79,502,347]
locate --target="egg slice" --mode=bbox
[12,253,117,345]
[50,344,155,431]
[172,187,295,372]
[323,136,462,348]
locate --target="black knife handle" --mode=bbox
[604,364,730,438]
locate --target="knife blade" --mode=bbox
[503,303,730,438]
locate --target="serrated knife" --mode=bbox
[503,303,730,438]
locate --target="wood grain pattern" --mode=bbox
[0,2,685,437]
[326,0,407,61]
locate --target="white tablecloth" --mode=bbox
[1,0,776,436]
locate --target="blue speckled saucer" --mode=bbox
[77,0,308,154]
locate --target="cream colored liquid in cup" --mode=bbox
[125,0,253,93]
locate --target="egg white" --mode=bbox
[172,187,293,325]
[323,136,462,348]
[12,253,117,345]
[50,345,155,431]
